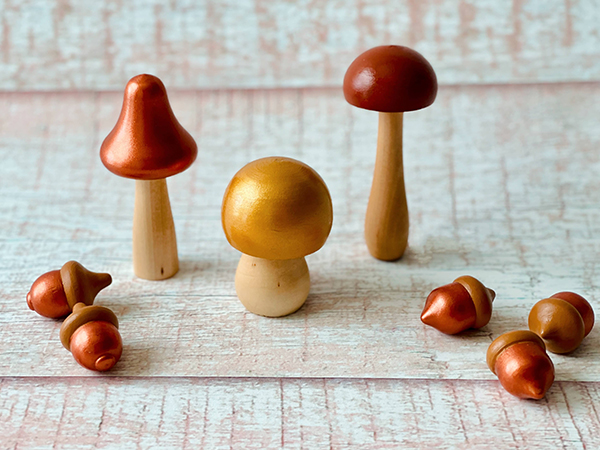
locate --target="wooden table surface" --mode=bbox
[2,1,600,449]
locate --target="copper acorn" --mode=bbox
[27,261,112,318]
[421,275,495,334]
[528,292,595,354]
[487,330,554,399]
[60,303,122,371]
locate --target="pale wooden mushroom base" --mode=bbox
[133,179,179,280]
[235,254,310,317]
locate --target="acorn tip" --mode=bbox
[95,355,117,371]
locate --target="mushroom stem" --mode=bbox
[235,254,310,317]
[365,112,408,261]
[133,179,179,280]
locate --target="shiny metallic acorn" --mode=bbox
[421,275,495,334]
[487,330,554,399]
[529,292,594,354]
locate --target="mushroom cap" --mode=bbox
[343,45,438,113]
[486,330,545,374]
[100,74,197,180]
[222,157,333,260]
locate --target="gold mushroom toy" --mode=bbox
[528,292,595,354]
[222,157,333,317]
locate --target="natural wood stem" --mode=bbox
[133,179,179,280]
[364,112,408,261]
[235,254,310,317]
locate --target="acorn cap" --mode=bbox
[343,45,438,113]
[454,275,495,329]
[551,291,594,337]
[60,303,119,350]
[528,298,585,354]
[487,330,546,374]
[100,74,198,180]
[60,261,112,310]
[222,157,333,260]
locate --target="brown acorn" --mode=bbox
[60,303,122,371]
[528,292,595,354]
[421,275,495,334]
[27,261,112,318]
[487,330,554,400]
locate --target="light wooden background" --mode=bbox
[1,1,600,449]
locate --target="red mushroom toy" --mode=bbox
[344,46,437,260]
[100,74,197,280]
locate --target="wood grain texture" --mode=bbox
[1,0,600,90]
[1,83,600,379]
[1,377,599,449]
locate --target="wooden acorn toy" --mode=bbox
[27,261,112,319]
[528,292,595,354]
[60,303,122,372]
[420,276,495,334]
[222,157,333,317]
[344,45,437,261]
[100,74,198,280]
[487,330,555,400]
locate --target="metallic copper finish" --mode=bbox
[529,298,586,354]
[26,270,70,318]
[69,321,122,372]
[344,45,438,113]
[486,330,545,373]
[420,282,476,335]
[494,342,554,400]
[551,291,595,337]
[100,74,197,180]
[454,275,495,329]
[222,157,333,260]
[60,303,119,350]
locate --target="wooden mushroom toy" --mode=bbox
[344,46,437,261]
[60,303,122,371]
[27,261,112,318]
[528,292,595,354]
[487,330,554,400]
[421,276,495,334]
[222,157,333,317]
[100,74,198,280]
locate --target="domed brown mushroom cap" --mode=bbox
[343,45,438,113]
[100,74,198,180]
[222,157,333,260]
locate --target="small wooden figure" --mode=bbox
[529,292,595,354]
[420,275,495,334]
[100,74,198,280]
[343,46,437,261]
[27,261,112,318]
[487,330,555,400]
[222,157,333,317]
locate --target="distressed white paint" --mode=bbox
[1,83,599,379]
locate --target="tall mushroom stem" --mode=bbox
[235,254,310,317]
[133,179,179,280]
[364,112,408,261]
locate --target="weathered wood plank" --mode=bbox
[1,0,600,90]
[0,377,598,449]
[1,83,599,379]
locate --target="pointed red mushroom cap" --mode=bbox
[100,74,198,180]
[344,45,438,113]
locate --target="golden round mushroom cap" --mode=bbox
[222,157,333,260]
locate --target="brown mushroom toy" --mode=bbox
[421,275,495,334]
[528,292,595,354]
[100,74,198,280]
[344,45,437,260]
[222,157,333,317]
[487,330,555,400]
[27,261,112,318]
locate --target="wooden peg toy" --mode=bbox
[528,292,595,354]
[222,157,333,317]
[344,45,437,261]
[487,330,554,400]
[27,261,112,318]
[100,74,198,280]
[60,303,122,371]
[421,275,495,334]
